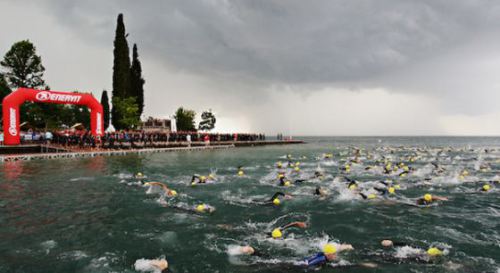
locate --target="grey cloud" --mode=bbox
[38,0,500,85]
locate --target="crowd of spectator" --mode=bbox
[9,130,267,150]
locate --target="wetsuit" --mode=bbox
[304,252,328,268]
[415,198,432,206]
[269,192,286,201]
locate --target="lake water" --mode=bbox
[0,137,499,273]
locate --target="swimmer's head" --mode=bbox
[367,194,377,199]
[284,181,291,187]
[394,184,401,189]
[271,228,282,239]
[323,244,337,255]
[278,173,285,179]
[169,190,178,197]
[483,184,491,191]
[200,176,206,181]
[424,194,433,202]
[273,198,281,206]
[294,167,300,172]
[196,204,206,212]
[238,170,244,176]
[136,172,143,177]
[388,187,396,194]
[427,247,443,256]
[323,244,337,260]
[381,240,393,247]
[349,184,357,190]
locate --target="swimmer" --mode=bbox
[373,186,397,197]
[302,243,354,268]
[373,240,446,263]
[416,193,448,206]
[193,203,216,214]
[480,184,491,192]
[268,221,308,239]
[144,182,178,197]
[134,172,145,179]
[315,186,328,197]
[265,192,293,206]
[237,166,245,176]
[191,174,208,185]
[314,170,325,180]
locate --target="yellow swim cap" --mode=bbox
[284,181,291,187]
[273,198,280,205]
[394,184,401,189]
[427,247,443,256]
[200,176,206,181]
[462,170,469,176]
[137,172,143,176]
[424,194,432,202]
[272,228,282,238]
[403,166,409,172]
[388,187,395,194]
[323,244,337,255]
[483,184,491,191]
[294,167,300,172]
[367,194,377,199]
[196,204,206,212]
[238,170,244,176]
[170,190,178,196]
[459,175,465,180]
[349,184,357,190]
[400,173,406,177]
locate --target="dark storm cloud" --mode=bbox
[38,0,500,85]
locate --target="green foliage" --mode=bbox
[130,44,145,119]
[199,110,216,131]
[0,40,45,89]
[113,97,140,129]
[112,13,132,129]
[100,90,110,130]
[0,76,11,121]
[175,107,197,131]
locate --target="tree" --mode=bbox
[174,107,196,131]
[0,40,45,89]
[130,43,145,119]
[100,90,110,130]
[112,13,132,129]
[113,97,140,129]
[0,76,11,121]
[198,110,216,131]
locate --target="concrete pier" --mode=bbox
[0,140,304,162]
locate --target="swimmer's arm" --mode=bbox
[337,244,354,252]
[432,196,449,201]
[270,192,285,200]
[280,221,307,230]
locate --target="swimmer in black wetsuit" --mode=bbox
[268,221,308,239]
[263,192,293,206]
[415,193,448,206]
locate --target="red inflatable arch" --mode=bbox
[2,88,104,145]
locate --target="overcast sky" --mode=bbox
[2,0,500,135]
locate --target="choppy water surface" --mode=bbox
[1,137,499,273]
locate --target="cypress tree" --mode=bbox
[130,43,145,119]
[111,13,131,129]
[100,90,110,130]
